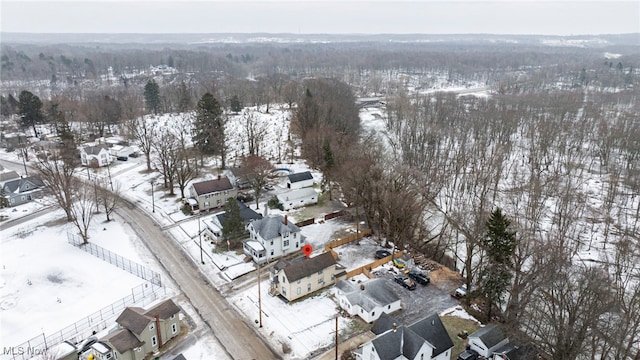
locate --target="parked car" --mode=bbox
[457,349,479,360]
[375,249,392,259]
[263,184,274,191]
[77,335,98,355]
[407,269,430,285]
[392,257,406,269]
[454,284,468,298]
[394,274,416,290]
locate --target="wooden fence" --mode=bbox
[324,228,372,252]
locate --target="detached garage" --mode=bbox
[277,188,318,210]
[286,171,314,189]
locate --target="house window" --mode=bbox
[317,269,323,275]
[372,311,376,317]
[172,323,178,334]
[283,239,290,247]
[388,305,391,309]
[270,240,273,246]
[297,287,301,295]
[282,276,286,283]
[151,336,157,347]
[170,314,175,319]
[317,278,324,284]
[282,287,286,295]
[307,283,311,291]
[149,324,154,330]
[271,250,274,256]
[297,279,301,284]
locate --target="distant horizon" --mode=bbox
[1,1,638,36]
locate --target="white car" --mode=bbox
[454,284,468,297]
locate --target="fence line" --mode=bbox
[67,232,162,286]
[3,282,165,360]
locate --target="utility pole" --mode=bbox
[199,215,204,264]
[258,261,263,328]
[335,315,339,360]
[150,180,155,213]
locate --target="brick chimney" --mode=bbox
[284,215,288,225]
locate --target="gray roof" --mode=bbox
[115,307,152,335]
[83,144,109,155]
[103,328,144,354]
[281,252,336,282]
[371,327,404,360]
[338,278,400,312]
[0,170,20,183]
[216,200,263,226]
[287,171,313,183]
[493,341,538,360]
[408,313,454,357]
[2,176,45,194]
[249,214,300,241]
[470,323,507,349]
[173,355,187,360]
[145,298,181,319]
[371,312,399,335]
[192,177,234,196]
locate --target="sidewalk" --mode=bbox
[312,332,375,360]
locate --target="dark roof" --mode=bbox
[2,176,45,194]
[103,328,144,354]
[83,144,109,155]
[287,171,313,183]
[250,215,300,241]
[408,313,454,357]
[144,299,181,320]
[371,327,404,360]
[173,355,187,360]
[0,170,20,182]
[281,252,336,282]
[471,324,507,349]
[493,341,538,360]
[216,200,263,226]
[371,312,399,335]
[116,307,152,335]
[192,177,234,195]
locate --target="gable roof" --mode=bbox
[116,307,152,335]
[215,200,263,226]
[471,323,507,349]
[103,328,144,354]
[287,171,313,183]
[493,341,538,360]
[249,215,300,241]
[280,252,336,282]
[192,177,234,196]
[408,313,454,357]
[371,312,399,335]
[2,176,45,194]
[0,170,20,183]
[144,298,180,319]
[276,188,318,202]
[338,278,400,312]
[83,144,109,155]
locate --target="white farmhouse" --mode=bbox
[335,278,401,323]
[243,215,305,264]
[80,144,112,167]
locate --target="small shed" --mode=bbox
[286,171,314,189]
[277,188,318,210]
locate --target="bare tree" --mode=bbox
[96,182,122,222]
[152,128,179,195]
[70,181,96,243]
[241,155,274,209]
[129,115,157,171]
[35,151,78,221]
[243,111,269,158]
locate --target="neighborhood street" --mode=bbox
[117,200,281,360]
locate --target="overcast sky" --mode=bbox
[1,1,638,35]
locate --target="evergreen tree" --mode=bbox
[143,79,161,114]
[48,102,78,165]
[192,93,226,168]
[222,198,245,247]
[478,207,516,321]
[229,95,242,113]
[17,90,44,136]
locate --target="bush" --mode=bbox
[268,196,283,210]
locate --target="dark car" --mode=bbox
[394,274,416,290]
[375,249,392,259]
[408,269,430,285]
[457,349,479,360]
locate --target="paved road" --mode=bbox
[117,200,281,360]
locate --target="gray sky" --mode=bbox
[1,1,639,35]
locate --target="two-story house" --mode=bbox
[80,144,112,167]
[202,199,263,243]
[90,299,181,360]
[270,252,346,302]
[356,313,454,360]
[334,278,401,323]
[243,215,305,264]
[188,176,237,213]
[2,176,45,207]
[466,324,509,359]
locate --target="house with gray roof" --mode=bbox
[277,187,318,210]
[89,299,181,360]
[80,144,112,167]
[467,323,509,358]
[202,200,263,243]
[2,176,45,207]
[356,313,454,360]
[335,278,401,323]
[286,171,314,189]
[270,252,346,302]
[187,176,237,212]
[243,214,305,264]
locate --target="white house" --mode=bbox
[110,144,133,159]
[81,144,112,167]
[270,252,346,302]
[356,313,454,360]
[243,215,305,264]
[188,176,237,212]
[286,171,314,189]
[202,200,263,243]
[467,324,509,358]
[277,187,318,210]
[335,278,401,323]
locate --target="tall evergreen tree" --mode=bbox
[222,198,245,247]
[144,79,161,114]
[192,93,226,168]
[17,90,44,136]
[478,207,517,321]
[229,95,242,113]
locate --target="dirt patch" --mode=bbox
[429,266,462,282]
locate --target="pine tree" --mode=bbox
[17,90,44,136]
[222,198,245,247]
[479,207,516,321]
[143,79,161,114]
[229,95,242,113]
[192,93,225,167]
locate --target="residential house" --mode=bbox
[188,176,237,212]
[467,324,509,359]
[81,144,112,167]
[110,145,133,160]
[2,176,45,207]
[286,171,314,189]
[0,168,20,184]
[202,200,263,243]
[243,215,305,264]
[357,312,454,360]
[335,278,401,323]
[276,187,318,210]
[492,341,538,360]
[90,299,181,360]
[270,252,346,302]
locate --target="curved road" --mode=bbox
[118,201,280,360]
